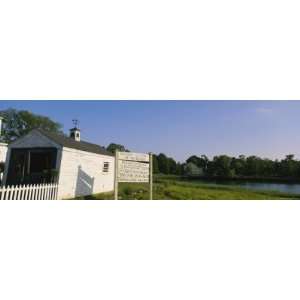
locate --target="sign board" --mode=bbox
[114,151,153,200]
[118,152,150,162]
[118,160,149,183]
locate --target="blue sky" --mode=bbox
[0,100,299,162]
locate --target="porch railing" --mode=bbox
[0,183,59,200]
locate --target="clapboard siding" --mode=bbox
[58,147,115,199]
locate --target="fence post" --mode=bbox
[45,184,49,200]
[9,186,14,200]
[36,184,40,200]
[23,185,27,200]
[15,185,20,200]
[1,186,6,200]
[0,186,3,200]
[29,184,33,200]
[49,184,53,200]
[44,184,47,200]
[52,183,57,200]
[19,185,23,200]
[41,184,45,200]
[55,183,59,200]
[32,184,36,200]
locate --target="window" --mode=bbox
[103,162,109,173]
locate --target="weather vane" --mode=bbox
[72,119,79,128]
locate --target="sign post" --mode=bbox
[114,151,152,200]
[149,153,153,200]
[114,150,119,200]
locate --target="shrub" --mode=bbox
[123,186,133,196]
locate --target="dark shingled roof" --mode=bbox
[37,129,114,157]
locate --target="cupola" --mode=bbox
[69,119,80,142]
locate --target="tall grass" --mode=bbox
[75,177,300,200]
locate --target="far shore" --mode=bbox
[180,175,300,184]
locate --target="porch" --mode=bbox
[6,147,59,186]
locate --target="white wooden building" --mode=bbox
[3,128,115,199]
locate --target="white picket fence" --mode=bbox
[0,183,59,200]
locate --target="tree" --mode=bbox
[199,155,209,172]
[231,157,245,176]
[176,162,184,175]
[168,157,177,174]
[152,154,181,175]
[152,154,160,174]
[0,109,63,143]
[106,143,129,154]
[279,154,298,177]
[245,156,262,177]
[211,155,233,177]
[157,153,170,174]
[260,158,275,177]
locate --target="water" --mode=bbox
[198,180,300,195]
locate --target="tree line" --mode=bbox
[180,154,300,179]
[151,153,300,179]
[107,144,300,179]
[153,153,300,179]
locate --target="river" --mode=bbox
[197,180,300,195]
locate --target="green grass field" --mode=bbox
[75,177,300,200]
